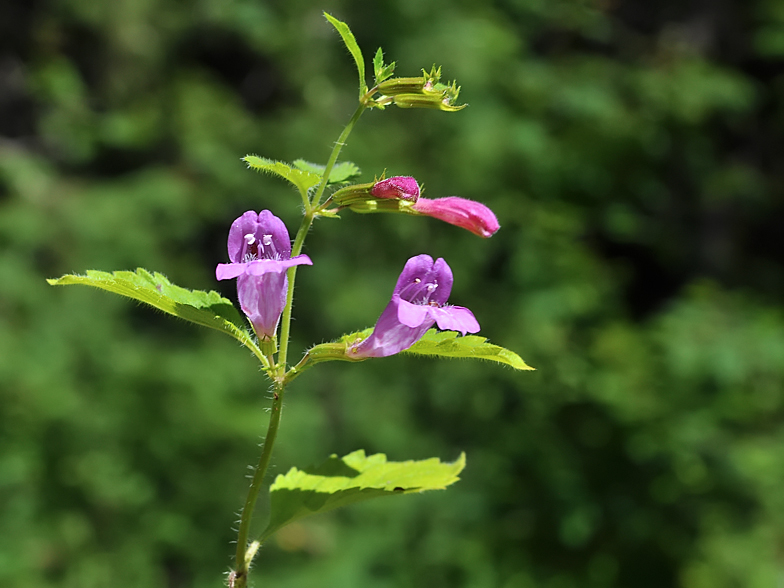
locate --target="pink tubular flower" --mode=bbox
[411,196,500,238]
[348,254,480,359]
[216,210,312,339]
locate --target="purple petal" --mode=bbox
[428,258,454,306]
[430,305,480,335]
[396,298,432,328]
[243,254,313,276]
[216,255,311,281]
[393,254,434,296]
[237,272,288,339]
[216,262,248,281]
[393,254,453,305]
[227,211,261,263]
[349,298,434,358]
[256,210,293,259]
[227,210,293,263]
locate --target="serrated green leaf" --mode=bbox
[373,47,384,78]
[404,329,534,370]
[242,155,322,195]
[286,328,532,385]
[47,269,261,355]
[292,159,361,184]
[377,63,395,85]
[373,47,395,85]
[260,450,465,542]
[324,12,367,97]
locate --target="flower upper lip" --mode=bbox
[217,210,312,281]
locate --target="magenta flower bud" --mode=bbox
[370,176,420,202]
[349,254,480,359]
[216,210,312,339]
[411,197,500,238]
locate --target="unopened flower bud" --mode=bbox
[392,93,466,112]
[370,176,420,202]
[376,77,427,96]
[332,176,420,208]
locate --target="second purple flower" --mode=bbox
[349,254,480,358]
[216,210,312,339]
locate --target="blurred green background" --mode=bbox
[2,0,784,586]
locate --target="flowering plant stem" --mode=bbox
[232,104,366,587]
[233,383,284,587]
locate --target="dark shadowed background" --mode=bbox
[2,0,784,586]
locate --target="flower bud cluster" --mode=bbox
[371,66,465,112]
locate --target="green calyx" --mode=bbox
[347,198,417,214]
[259,336,278,357]
[376,76,428,96]
[329,181,377,206]
[392,93,466,111]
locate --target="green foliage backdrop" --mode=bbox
[1,0,783,586]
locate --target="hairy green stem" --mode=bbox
[310,104,366,209]
[278,104,366,370]
[276,211,311,370]
[233,384,285,587]
[231,104,367,588]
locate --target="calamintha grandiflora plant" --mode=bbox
[48,13,534,588]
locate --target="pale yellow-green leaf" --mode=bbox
[47,269,259,355]
[260,450,465,542]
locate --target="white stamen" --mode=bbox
[244,233,256,245]
[421,281,438,303]
[259,234,276,257]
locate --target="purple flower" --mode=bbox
[411,196,500,238]
[216,210,311,339]
[349,254,480,358]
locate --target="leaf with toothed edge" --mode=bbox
[47,269,260,354]
[373,47,395,85]
[242,155,322,195]
[292,328,533,381]
[403,329,534,370]
[259,450,465,543]
[292,159,361,184]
